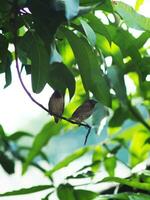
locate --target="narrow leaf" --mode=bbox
[19,31,49,93]
[22,121,63,174]
[104,156,116,177]
[57,184,75,200]
[0,185,52,196]
[80,19,96,46]
[100,177,150,191]
[135,0,144,11]
[48,62,75,98]
[114,1,150,31]
[46,146,93,176]
[62,28,111,107]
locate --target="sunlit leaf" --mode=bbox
[104,156,116,177]
[100,177,150,191]
[48,62,75,98]
[22,121,64,174]
[135,0,144,11]
[80,19,96,46]
[45,146,93,176]
[0,185,53,196]
[62,28,111,107]
[113,1,150,31]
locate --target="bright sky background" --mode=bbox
[0,1,150,199]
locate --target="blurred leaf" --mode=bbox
[0,185,53,196]
[46,146,93,176]
[106,25,141,65]
[0,125,6,138]
[62,28,111,107]
[100,177,150,191]
[0,35,12,87]
[92,145,103,172]
[80,19,96,46]
[57,184,98,200]
[57,184,76,200]
[85,14,111,44]
[21,64,31,75]
[135,0,144,11]
[57,38,75,67]
[74,189,98,200]
[4,51,12,88]
[48,62,75,98]
[57,184,75,200]
[50,43,62,64]
[28,0,65,49]
[113,2,150,31]
[107,66,127,104]
[130,130,150,167]
[22,121,64,174]
[19,31,49,93]
[55,0,79,20]
[98,0,113,12]
[109,106,131,127]
[93,193,150,200]
[136,32,150,49]
[92,103,108,134]
[7,131,33,141]
[0,151,15,174]
[104,156,116,177]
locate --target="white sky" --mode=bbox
[0,1,149,200]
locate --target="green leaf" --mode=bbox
[57,184,98,200]
[50,43,62,64]
[4,50,12,88]
[0,35,12,87]
[98,0,113,12]
[107,65,127,104]
[22,121,63,174]
[85,14,111,44]
[74,189,98,200]
[57,37,75,67]
[92,146,103,172]
[19,31,49,93]
[135,0,144,11]
[113,1,150,31]
[100,177,150,191]
[0,151,15,174]
[0,125,6,138]
[46,146,93,176]
[93,193,150,200]
[57,184,75,200]
[0,185,52,196]
[106,25,141,64]
[109,106,131,127]
[48,62,75,98]
[80,19,96,46]
[28,0,65,49]
[7,131,33,141]
[62,28,111,107]
[136,32,150,49]
[104,156,116,177]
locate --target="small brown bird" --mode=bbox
[48,90,64,123]
[70,99,97,123]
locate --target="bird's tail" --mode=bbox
[54,117,59,123]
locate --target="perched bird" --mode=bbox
[48,90,64,123]
[70,99,97,123]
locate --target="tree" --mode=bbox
[0,0,150,199]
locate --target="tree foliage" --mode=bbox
[0,0,150,199]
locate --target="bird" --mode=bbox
[48,90,64,123]
[70,99,97,123]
